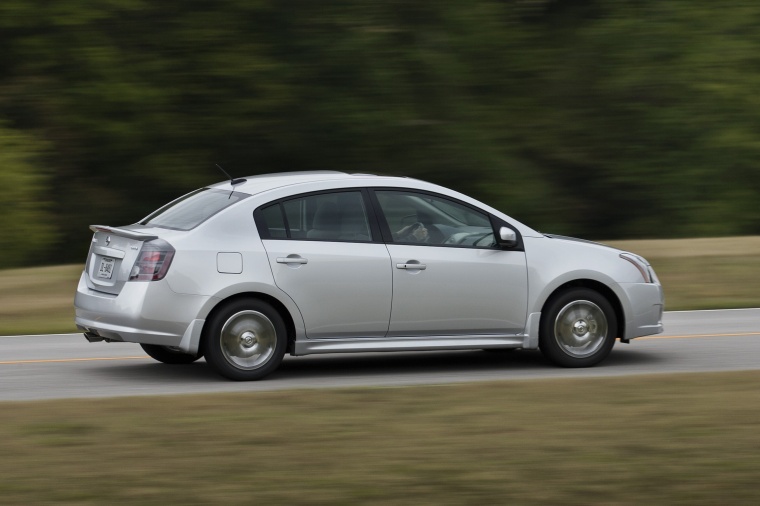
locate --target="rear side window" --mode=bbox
[257,191,372,242]
[141,188,249,231]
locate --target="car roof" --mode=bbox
[207,171,406,195]
[205,170,542,238]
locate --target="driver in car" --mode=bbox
[396,222,429,243]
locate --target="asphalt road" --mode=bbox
[2,309,759,402]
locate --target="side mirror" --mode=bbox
[498,226,518,248]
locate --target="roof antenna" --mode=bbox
[215,164,247,186]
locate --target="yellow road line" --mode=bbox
[640,332,760,340]
[0,356,149,365]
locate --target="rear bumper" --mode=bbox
[74,272,212,353]
[620,282,665,340]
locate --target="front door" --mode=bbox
[374,190,528,337]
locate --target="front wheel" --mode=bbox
[539,288,618,368]
[202,298,287,381]
[140,344,203,364]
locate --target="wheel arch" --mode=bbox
[200,292,298,355]
[540,279,625,339]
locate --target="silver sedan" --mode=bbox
[74,172,664,380]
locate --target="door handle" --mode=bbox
[277,256,308,264]
[396,263,426,270]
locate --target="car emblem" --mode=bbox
[105,236,111,246]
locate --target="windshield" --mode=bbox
[140,188,249,230]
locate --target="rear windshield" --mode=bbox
[140,188,249,231]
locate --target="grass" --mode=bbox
[2,235,760,336]
[0,264,83,335]
[0,371,758,504]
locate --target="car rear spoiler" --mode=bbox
[89,225,158,242]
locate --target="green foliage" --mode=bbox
[1,0,760,266]
[0,124,54,268]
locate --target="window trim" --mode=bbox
[252,185,524,251]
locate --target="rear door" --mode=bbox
[256,190,392,339]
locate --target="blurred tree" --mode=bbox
[1,0,760,268]
[0,123,54,268]
[490,0,760,238]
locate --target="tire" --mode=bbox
[202,298,287,381]
[140,343,203,364]
[539,288,618,368]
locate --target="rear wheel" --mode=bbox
[140,344,203,364]
[539,288,618,368]
[202,298,287,381]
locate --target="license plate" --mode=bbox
[97,257,115,279]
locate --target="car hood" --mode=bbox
[542,233,617,248]
[543,233,655,264]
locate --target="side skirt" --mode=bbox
[294,334,528,356]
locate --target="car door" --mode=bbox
[255,189,392,339]
[372,189,528,337]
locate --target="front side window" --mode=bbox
[375,190,495,248]
[141,188,249,231]
[257,191,372,242]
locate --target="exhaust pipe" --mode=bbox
[78,325,120,343]
[80,326,105,342]
[84,331,105,342]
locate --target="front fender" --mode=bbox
[523,236,636,329]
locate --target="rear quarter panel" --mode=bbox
[160,200,307,336]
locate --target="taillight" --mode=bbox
[129,239,175,281]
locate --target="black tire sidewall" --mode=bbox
[202,298,287,381]
[539,288,618,368]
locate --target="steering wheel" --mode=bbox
[424,223,445,244]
